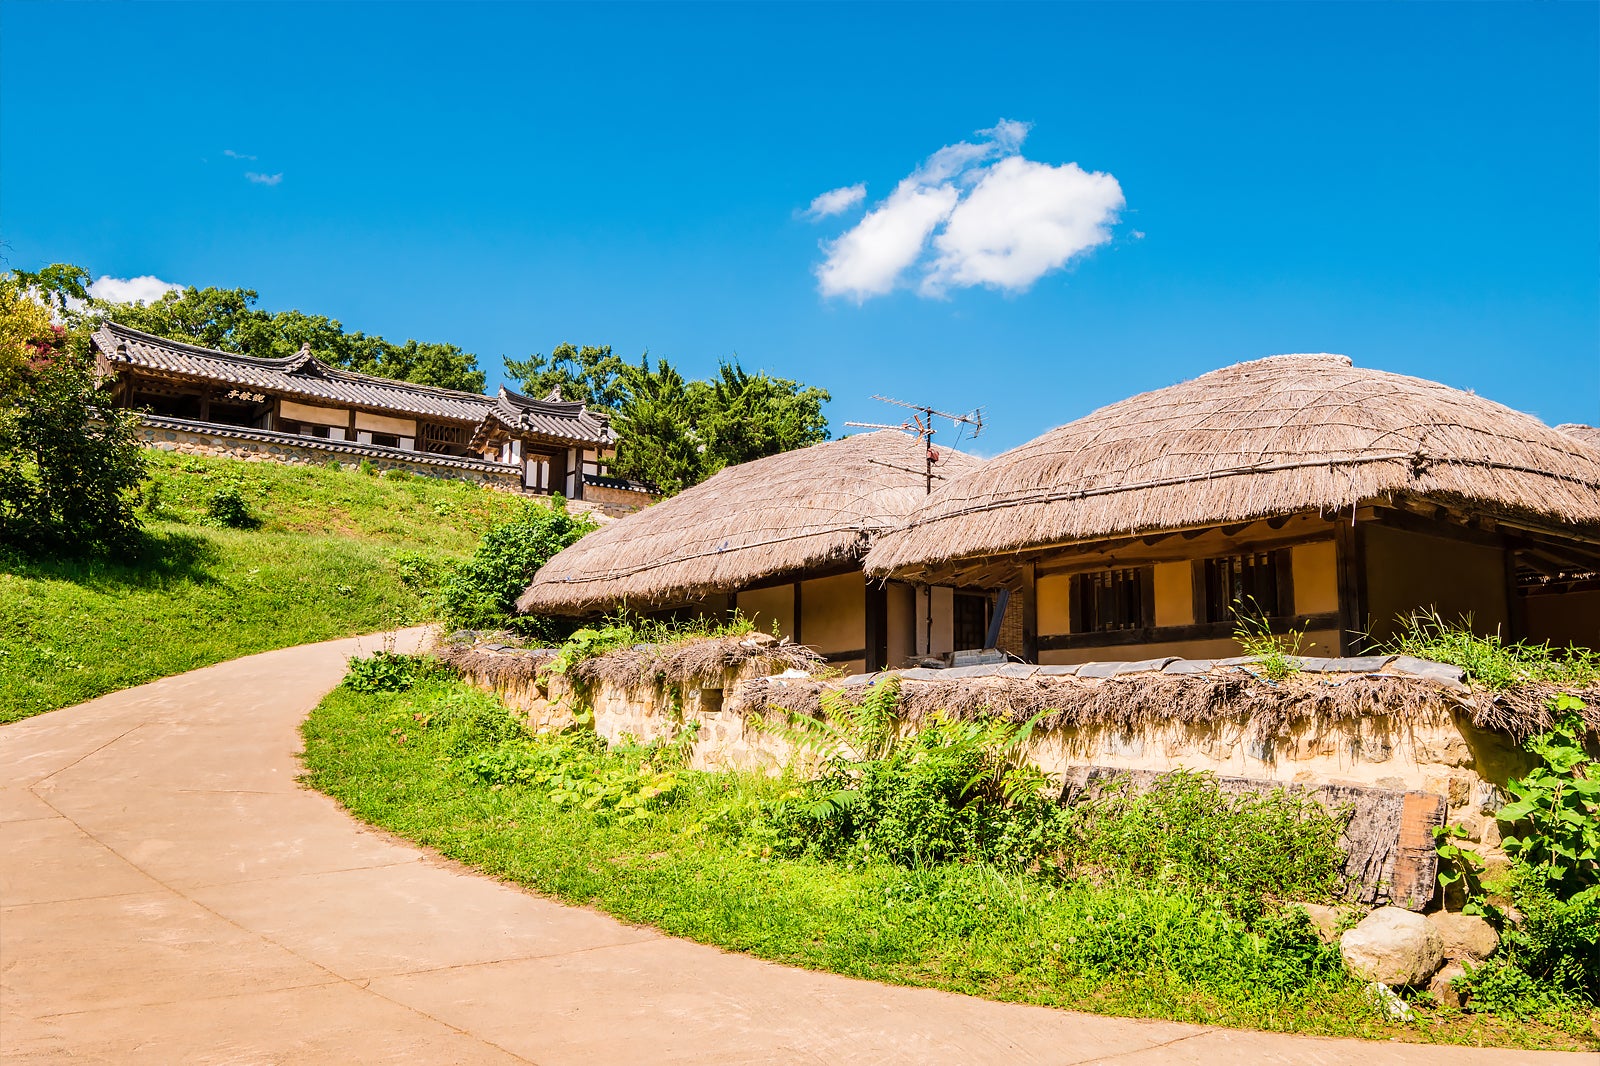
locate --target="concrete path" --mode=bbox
[1,635,1588,1065]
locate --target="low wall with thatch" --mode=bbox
[442,634,1597,879]
[438,632,822,771]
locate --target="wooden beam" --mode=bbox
[792,580,802,645]
[1036,612,1340,652]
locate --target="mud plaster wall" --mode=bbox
[458,661,1525,863]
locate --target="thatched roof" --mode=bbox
[866,354,1600,577]
[518,430,983,615]
[1557,423,1600,449]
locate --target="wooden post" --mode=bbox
[1021,561,1039,663]
[1502,547,1526,643]
[1335,517,1368,654]
[864,579,888,672]
[792,580,803,645]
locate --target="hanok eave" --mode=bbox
[92,321,635,501]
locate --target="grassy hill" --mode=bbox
[1,451,531,723]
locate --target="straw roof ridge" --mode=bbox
[866,354,1600,575]
[1556,423,1600,449]
[519,430,983,614]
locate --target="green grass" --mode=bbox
[300,678,1597,1052]
[0,452,529,722]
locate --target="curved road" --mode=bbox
[1,633,1587,1064]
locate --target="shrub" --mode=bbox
[344,651,446,693]
[358,459,377,476]
[204,484,255,528]
[436,500,596,630]
[0,302,145,557]
[1057,770,1349,916]
[758,680,1069,869]
[382,468,411,481]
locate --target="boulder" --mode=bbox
[1427,912,1500,961]
[1428,960,1469,1008]
[1340,906,1445,987]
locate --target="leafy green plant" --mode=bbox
[755,680,1068,869]
[204,484,256,529]
[1386,612,1599,691]
[1059,770,1349,917]
[344,651,445,693]
[435,499,596,631]
[1232,599,1311,682]
[358,459,377,477]
[1498,697,1598,893]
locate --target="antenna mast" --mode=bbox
[845,395,984,494]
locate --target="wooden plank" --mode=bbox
[792,581,803,646]
[1274,548,1296,619]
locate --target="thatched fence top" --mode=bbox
[519,430,982,615]
[866,354,1600,577]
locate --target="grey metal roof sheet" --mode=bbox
[94,322,611,444]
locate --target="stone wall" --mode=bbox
[579,481,654,518]
[456,665,795,773]
[137,420,524,489]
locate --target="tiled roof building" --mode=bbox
[92,321,649,507]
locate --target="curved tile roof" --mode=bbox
[94,322,612,444]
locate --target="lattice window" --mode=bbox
[1202,551,1285,623]
[1070,567,1152,632]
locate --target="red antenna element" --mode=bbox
[846,395,984,494]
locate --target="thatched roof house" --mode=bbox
[519,430,986,671]
[865,355,1600,662]
[1558,423,1600,450]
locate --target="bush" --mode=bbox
[436,500,596,630]
[0,312,145,557]
[1058,770,1349,916]
[1387,612,1599,690]
[204,485,255,528]
[344,651,446,693]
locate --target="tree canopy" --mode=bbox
[88,284,486,393]
[508,348,831,495]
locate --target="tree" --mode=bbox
[608,357,705,495]
[504,343,627,409]
[691,361,830,473]
[0,271,145,557]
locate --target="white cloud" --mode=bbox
[810,120,1124,301]
[805,183,866,219]
[245,171,283,186]
[922,156,1124,296]
[816,183,959,300]
[223,148,257,161]
[87,275,183,305]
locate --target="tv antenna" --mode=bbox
[845,395,983,494]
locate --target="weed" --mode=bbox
[344,651,446,693]
[204,485,256,529]
[1232,598,1311,681]
[1386,611,1599,690]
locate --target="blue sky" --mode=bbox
[3,2,1596,453]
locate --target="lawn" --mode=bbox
[300,674,1597,1052]
[0,451,527,722]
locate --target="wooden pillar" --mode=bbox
[1021,561,1039,664]
[792,580,803,645]
[1503,547,1526,643]
[864,579,888,673]
[1335,517,1369,654]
